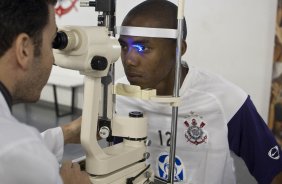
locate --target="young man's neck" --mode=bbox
[156,65,188,96]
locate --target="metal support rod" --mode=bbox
[168,0,185,183]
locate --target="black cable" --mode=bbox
[126,164,151,184]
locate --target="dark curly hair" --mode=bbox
[0,0,57,57]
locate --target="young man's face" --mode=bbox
[118,18,177,95]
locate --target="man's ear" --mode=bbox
[181,40,187,56]
[15,33,33,70]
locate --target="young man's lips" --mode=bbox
[126,72,143,83]
[126,72,142,78]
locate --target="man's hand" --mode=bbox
[60,161,91,184]
[61,117,81,144]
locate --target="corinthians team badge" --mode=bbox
[184,112,208,145]
[55,0,78,17]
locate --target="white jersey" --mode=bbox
[116,65,282,184]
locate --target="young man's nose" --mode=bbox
[124,48,140,66]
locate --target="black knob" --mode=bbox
[91,56,108,70]
[129,111,143,118]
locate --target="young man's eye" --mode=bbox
[132,44,147,53]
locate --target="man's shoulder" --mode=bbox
[186,66,247,101]
[185,66,248,121]
[0,116,42,151]
[0,118,60,184]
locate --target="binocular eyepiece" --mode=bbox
[52,30,80,51]
[52,31,68,50]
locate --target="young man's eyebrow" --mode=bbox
[118,38,150,44]
[132,40,150,45]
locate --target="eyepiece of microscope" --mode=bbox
[52,31,68,50]
[52,30,79,51]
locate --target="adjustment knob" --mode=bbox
[143,152,150,159]
[145,139,151,146]
[129,111,143,118]
[99,126,110,139]
[91,56,108,70]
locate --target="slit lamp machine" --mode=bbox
[52,0,185,183]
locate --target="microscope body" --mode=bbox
[53,25,154,183]
[54,0,186,182]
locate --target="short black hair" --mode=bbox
[0,0,57,57]
[122,0,187,40]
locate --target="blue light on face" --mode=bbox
[132,44,145,53]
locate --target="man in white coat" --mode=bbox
[0,0,90,183]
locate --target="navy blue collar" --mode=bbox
[0,81,12,111]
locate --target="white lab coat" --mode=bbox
[0,93,64,184]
